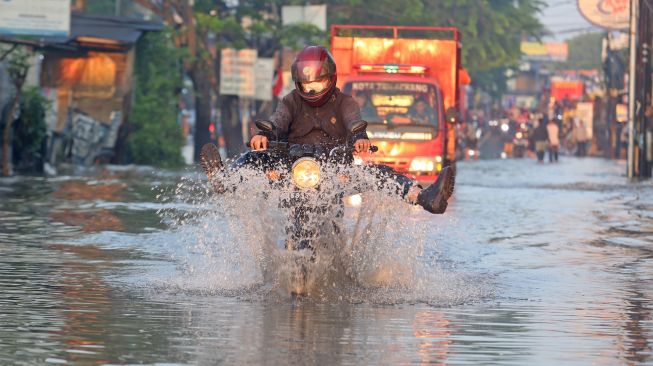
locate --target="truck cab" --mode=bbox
[331,25,463,183]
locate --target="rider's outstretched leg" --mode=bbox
[200,143,279,193]
[415,166,455,214]
[200,143,225,192]
[368,164,455,214]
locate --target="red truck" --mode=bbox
[331,25,466,183]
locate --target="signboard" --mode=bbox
[576,102,594,139]
[0,0,70,37]
[616,103,628,123]
[551,80,584,101]
[220,49,257,98]
[254,58,275,101]
[521,42,568,62]
[282,5,327,31]
[578,0,629,30]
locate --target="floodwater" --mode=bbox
[1,157,652,365]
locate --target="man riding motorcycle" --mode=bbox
[200,46,454,214]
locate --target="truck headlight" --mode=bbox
[292,157,320,189]
[409,156,443,173]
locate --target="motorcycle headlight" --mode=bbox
[292,157,321,189]
[409,157,442,173]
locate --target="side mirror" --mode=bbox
[255,120,275,133]
[446,107,459,124]
[350,120,368,134]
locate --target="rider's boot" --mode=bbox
[200,143,224,192]
[416,166,455,214]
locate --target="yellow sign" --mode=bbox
[521,42,568,62]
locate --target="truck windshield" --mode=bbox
[343,81,440,128]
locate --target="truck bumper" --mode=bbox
[407,172,439,185]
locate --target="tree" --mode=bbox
[1,46,31,176]
[132,0,248,160]
[12,87,50,173]
[561,32,603,71]
[126,30,185,167]
[327,0,545,98]
[133,0,326,159]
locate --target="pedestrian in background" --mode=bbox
[618,124,628,159]
[547,118,560,162]
[575,118,589,157]
[533,118,548,163]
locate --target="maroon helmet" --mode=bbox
[291,46,337,107]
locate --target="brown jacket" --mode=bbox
[269,88,366,145]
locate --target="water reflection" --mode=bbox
[0,159,652,364]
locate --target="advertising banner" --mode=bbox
[551,80,584,101]
[281,5,327,31]
[220,48,257,98]
[578,0,629,30]
[0,0,70,36]
[521,42,568,62]
[616,103,628,123]
[254,58,275,101]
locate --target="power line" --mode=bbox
[551,26,598,34]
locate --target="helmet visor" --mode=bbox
[295,59,330,82]
[300,77,330,94]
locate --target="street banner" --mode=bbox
[254,58,275,101]
[551,80,584,101]
[220,48,257,98]
[576,102,594,139]
[282,5,327,31]
[521,42,568,62]
[578,0,629,30]
[0,0,70,37]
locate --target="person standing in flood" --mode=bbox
[532,117,548,163]
[575,118,589,157]
[547,118,560,162]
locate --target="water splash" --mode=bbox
[155,161,489,305]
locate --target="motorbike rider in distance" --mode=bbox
[202,45,454,214]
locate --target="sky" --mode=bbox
[539,0,599,40]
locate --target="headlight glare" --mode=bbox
[292,158,321,189]
[409,157,441,173]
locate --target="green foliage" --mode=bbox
[560,32,603,71]
[126,30,184,167]
[12,87,50,172]
[5,46,31,83]
[84,0,116,15]
[280,23,329,50]
[195,12,247,50]
[326,0,545,98]
[328,0,426,26]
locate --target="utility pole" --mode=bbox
[628,0,653,178]
[628,0,638,178]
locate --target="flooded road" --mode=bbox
[1,158,652,365]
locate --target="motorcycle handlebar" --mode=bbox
[246,141,378,153]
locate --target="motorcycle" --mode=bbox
[512,123,530,158]
[248,120,378,259]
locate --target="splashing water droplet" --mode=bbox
[153,162,490,305]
